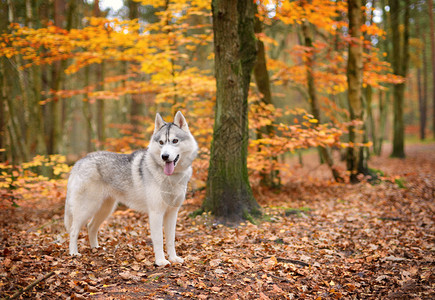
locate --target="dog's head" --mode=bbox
[149,111,198,176]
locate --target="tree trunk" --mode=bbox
[93,0,105,149]
[0,0,7,162]
[373,0,389,156]
[128,0,144,127]
[416,14,427,140]
[83,66,94,152]
[47,0,66,154]
[96,62,105,149]
[204,0,259,221]
[390,0,409,158]
[427,0,435,138]
[301,19,343,182]
[25,0,47,156]
[253,6,281,188]
[346,0,366,183]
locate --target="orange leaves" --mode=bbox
[263,0,347,34]
[247,103,344,182]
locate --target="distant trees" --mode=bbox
[0,0,434,218]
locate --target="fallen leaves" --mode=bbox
[1,143,434,298]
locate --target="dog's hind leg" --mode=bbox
[68,190,105,256]
[87,197,116,249]
[64,201,73,233]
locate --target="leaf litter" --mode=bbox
[0,143,434,299]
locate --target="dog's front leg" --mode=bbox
[149,212,170,266]
[164,206,183,264]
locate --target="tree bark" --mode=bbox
[416,15,427,140]
[93,0,105,149]
[390,0,409,158]
[427,0,435,138]
[346,0,366,183]
[47,0,66,154]
[301,19,343,182]
[128,0,144,127]
[204,0,259,221]
[253,5,281,188]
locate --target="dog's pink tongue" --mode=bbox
[164,161,175,176]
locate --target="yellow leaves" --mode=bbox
[0,155,70,191]
[134,0,167,6]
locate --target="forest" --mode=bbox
[0,0,434,299]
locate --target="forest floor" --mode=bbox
[1,142,434,299]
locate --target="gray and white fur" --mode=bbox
[64,111,198,266]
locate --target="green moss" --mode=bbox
[394,177,406,189]
[242,210,257,225]
[189,208,205,219]
[284,207,312,217]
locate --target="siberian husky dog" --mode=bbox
[64,111,198,266]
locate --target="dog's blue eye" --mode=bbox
[172,139,178,144]
[159,140,164,145]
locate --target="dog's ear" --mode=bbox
[154,113,166,133]
[174,111,189,132]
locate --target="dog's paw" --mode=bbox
[155,258,170,267]
[69,252,82,257]
[169,256,184,264]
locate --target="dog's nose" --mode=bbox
[161,154,169,161]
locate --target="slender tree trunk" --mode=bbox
[416,14,427,141]
[204,0,259,221]
[93,0,105,149]
[346,0,366,183]
[0,58,7,162]
[128,0,144,127]
[0,1,7,161]
[48,0,66,154]
[83,66,94,152]
[253,6,281,188]
[301,19,343,182]
[2,59,29,162]
[427,0,435,138]
[374,0,389,156]
[96,62,105,149]
[390,0,409,158]
[25,0,47,156]
[421,20,428,140]
[6,0,30,162]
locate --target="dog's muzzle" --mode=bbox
[163,154,180,176]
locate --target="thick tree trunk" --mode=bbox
[390,0,409,158]
[346,0,367,183]
[204,0,259,221]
